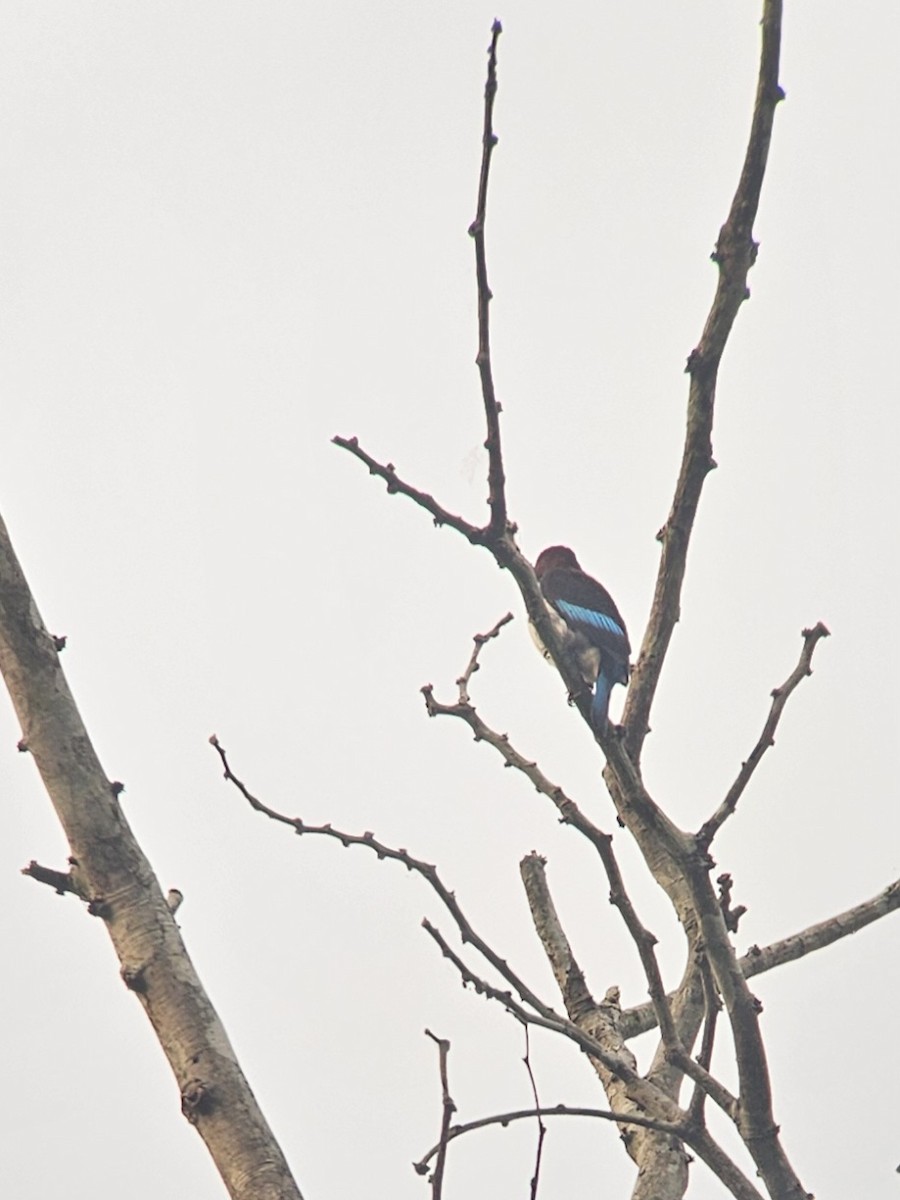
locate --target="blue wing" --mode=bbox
[555,600,626,642]
[538,562,631,729]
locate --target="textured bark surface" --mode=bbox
[0,514,304,1200]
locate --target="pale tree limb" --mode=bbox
[518,856,766,1200]
[335,6,815,1198]
[622,876,900,1038]
[520,853,690,1200]
[0,515,304,1200]
[596,7,814,1189]
[420,918,764,1200]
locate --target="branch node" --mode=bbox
[181,1078,215,1123]
[121,964,147,993]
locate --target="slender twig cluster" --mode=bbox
[214,5,896,1199]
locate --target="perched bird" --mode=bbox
[532,545,631,729]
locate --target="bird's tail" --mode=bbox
[591,669,614,730]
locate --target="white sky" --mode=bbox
[1,4,898,1198]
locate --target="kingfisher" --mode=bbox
[532,545,631,729]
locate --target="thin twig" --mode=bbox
[211,736,571,1026]
[698,623,830,848]
[622,875,900,1038]
[331,435,485,543]
[424,1030,455,1200]
[469,20,506,539]
[333,22,508,549]
[687,956,721,1126]
[428,635,709,1096]
[424,644,670,865]
[521,1027,546,1200]
[453,612,513,704]
[420,918,672,1112]
[414,1103,687,1172]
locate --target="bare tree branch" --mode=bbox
[520,853,690,1197]
[621,877,900,1039]
[333,8,818,1197]
[414,1103,688,1173]
[698,622,830,849]
[423,1030,455,1200]
[741,879,900,974]
[426,905,762,1200]
[215,708,773,1199]
[334,23,507,548]
[0,515,304,1200]
[331,435,486,543]
[420,917,651,1090]
[452,612,514,704]
[211,736,578,1027]
[621,0,786,765]
[470,19,507,540]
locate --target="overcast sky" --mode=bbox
[1,3,898,1198]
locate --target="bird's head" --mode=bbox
[535,545,580,579]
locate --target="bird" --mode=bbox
[532,545,631,729]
